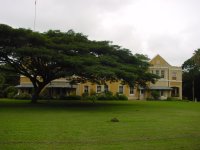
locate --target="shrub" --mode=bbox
[97,95,107,100]
[105,91,113,96]
[14,93,31,100]
[0,92,5,98]
[151,90,160,100]
[166,97,183,101]
[82,92,89,97]
[116,94,128,100]
[166,97,174,101]
[96,91,116,100]
[81,92,89,100]
[146,97,154,101]
[62,95,81,100]
[7,92,17,98]
[4,86,18,98]
[86,95,97,102]
[90,90,97,96]
[97,93,127,101]
[115,92,128,100]
[111,118,119,122]
[39,89,53,100]
[80,91,128,101]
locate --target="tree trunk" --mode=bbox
[31,92,39,103]
[192,79,195,101]
[29,77,51,104]
[31,86,44,103]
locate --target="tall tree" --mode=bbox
[0,24,158,103]
[182,49,200,101]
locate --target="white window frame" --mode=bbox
[161,70,165,78]
[119,85,124,94]
[84,85,89,93]
[96,85,102,93]
[156,70,159,76]
[172,72,177,80]
[129,86,134,95]
[160,90,164,96]
[140,89,144,95]
[104,85,109,92]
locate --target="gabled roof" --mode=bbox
[149,54,171,67]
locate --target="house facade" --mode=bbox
[17,55,182,100]
[148,55,182,100]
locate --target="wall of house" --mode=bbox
[20,76,31,84]
[149,55,182,99]
[76,81,138,99]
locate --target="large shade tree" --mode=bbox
[0,24,158,103]
[182,49,200,101]
[0,66,19,98]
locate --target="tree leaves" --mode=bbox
[0,24,159,102]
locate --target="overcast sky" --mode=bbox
[1,0,200,66]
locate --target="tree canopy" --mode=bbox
[182,49,200,101]
[0,24,158,103]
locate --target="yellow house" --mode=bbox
[17,54,182,100]
[148,55,182,100]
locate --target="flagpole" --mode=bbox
[34,0,37,31]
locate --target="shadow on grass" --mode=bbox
[0,99,138,110]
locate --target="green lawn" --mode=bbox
[0,99,200,150]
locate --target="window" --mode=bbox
[160,90,164,96]
[161,70,165,78]
[156,70,159,76]
[140,90,144,95]
[171,87,179,97]
[172,72,177,80]
[84,86,89,93]
[130,86,134,95]
[97,85,102,93]
[104,85,109,92]
[119,86,124,94]
[151,70,154,74]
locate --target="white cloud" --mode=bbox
[0,0,200,66]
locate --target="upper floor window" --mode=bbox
[161,70,165,78]
[172,72,177,80]
[84,86,89,93]
[119,85,124,94]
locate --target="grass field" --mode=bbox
[0,99,199,150]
